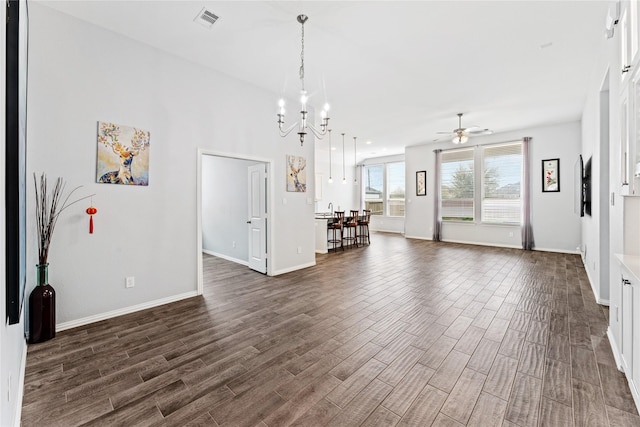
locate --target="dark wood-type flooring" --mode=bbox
[21,233,640,426]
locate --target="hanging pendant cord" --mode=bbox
[299,18,305,91]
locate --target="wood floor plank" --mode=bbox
[440,368,487,424]
[418,335,458,370]
[571,345,600,386]
[326,379,392,427]
[498,328,527,359]
[326,358,387,408]
[397,384,448,426]
[467,338,500,375]
[467,392,508,427]
[598,362,639,415]
[606,405,640,426]
[572,378,608,427]
[328,341,382,381]
[428,350,470,393]
[539,397,573,427]
[377,345,424,386]
[542,359,571,406]
[288,399,341,427]
[454,325,486,355]
[381,362,435,416]
[517,341,546,379]
[262,374,341,427]
[483,354,519,401]
[360,405,400,427]
[504,373,542,427]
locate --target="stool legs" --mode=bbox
[328,226,343,252]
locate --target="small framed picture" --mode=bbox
[416,171,426,196]
[542,158,560,192]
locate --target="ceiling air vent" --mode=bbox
[194,7,219,29]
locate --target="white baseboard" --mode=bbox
[13,339,27,427]
[533,247,581,255]
[272,261,316,276]
[57,291,198,332]
[608,327,624,371]
[609,328,640,413]
[579,257,609,305]
[441,239,521,250]
[370,228,403,234]
[404,235,433,241]
[203,249,249,266]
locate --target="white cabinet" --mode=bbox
[614,255,640,407]
[619,1,640,195]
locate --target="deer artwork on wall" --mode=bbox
[286,155,307,192]
[96,122,150,186]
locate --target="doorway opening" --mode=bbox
[196,150,271,295]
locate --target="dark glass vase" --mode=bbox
[29,263,56,344]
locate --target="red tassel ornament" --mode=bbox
[86,205,97,234]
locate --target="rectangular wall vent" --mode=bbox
[195,8,219,29]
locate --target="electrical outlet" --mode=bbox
[297,246,302,254]
[125,276,135,288]
[232,241,236,248]
[508,231,514,238]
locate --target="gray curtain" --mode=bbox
[433,149,443,241]
[521,137,534,250]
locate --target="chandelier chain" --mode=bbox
[299,19,305,90]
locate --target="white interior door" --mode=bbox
[248,163,267,273]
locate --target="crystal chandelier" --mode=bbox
[277,15,330,146]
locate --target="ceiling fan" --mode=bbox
[435,113,493,144]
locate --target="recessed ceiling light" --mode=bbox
[331,147,336,151]
[540,42,553,49]
[366,140,372,145]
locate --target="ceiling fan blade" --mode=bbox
[463,126,483,133]
[466,128,493,135]
[436,131,454,134]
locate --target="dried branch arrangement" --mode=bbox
[34,173,92,265]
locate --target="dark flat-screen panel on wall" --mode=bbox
[584,156,592,217]
[574,155,584,217]
[6,0,28,324]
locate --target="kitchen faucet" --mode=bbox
[328,202,333,214]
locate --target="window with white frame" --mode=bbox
[363,162,405,217]
[482,142,522,224]
[440,141,523,225]
[441,148,475,221]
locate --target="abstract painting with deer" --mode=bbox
[286,154,307,192]
[96,121,150,186]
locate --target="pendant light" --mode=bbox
[342,133,346,184]
[353,136,358,185]
[328,129,333,183]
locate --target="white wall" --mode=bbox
[405,121,582,252]
[202,156,261,264]
[1,3,27,425]
[314,140,359,214]
[25,3,316,327]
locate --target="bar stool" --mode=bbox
[357,209,371,245]
[343,210,359,248]
[327,211,344,252]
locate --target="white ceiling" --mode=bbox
[41,0,609,160]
